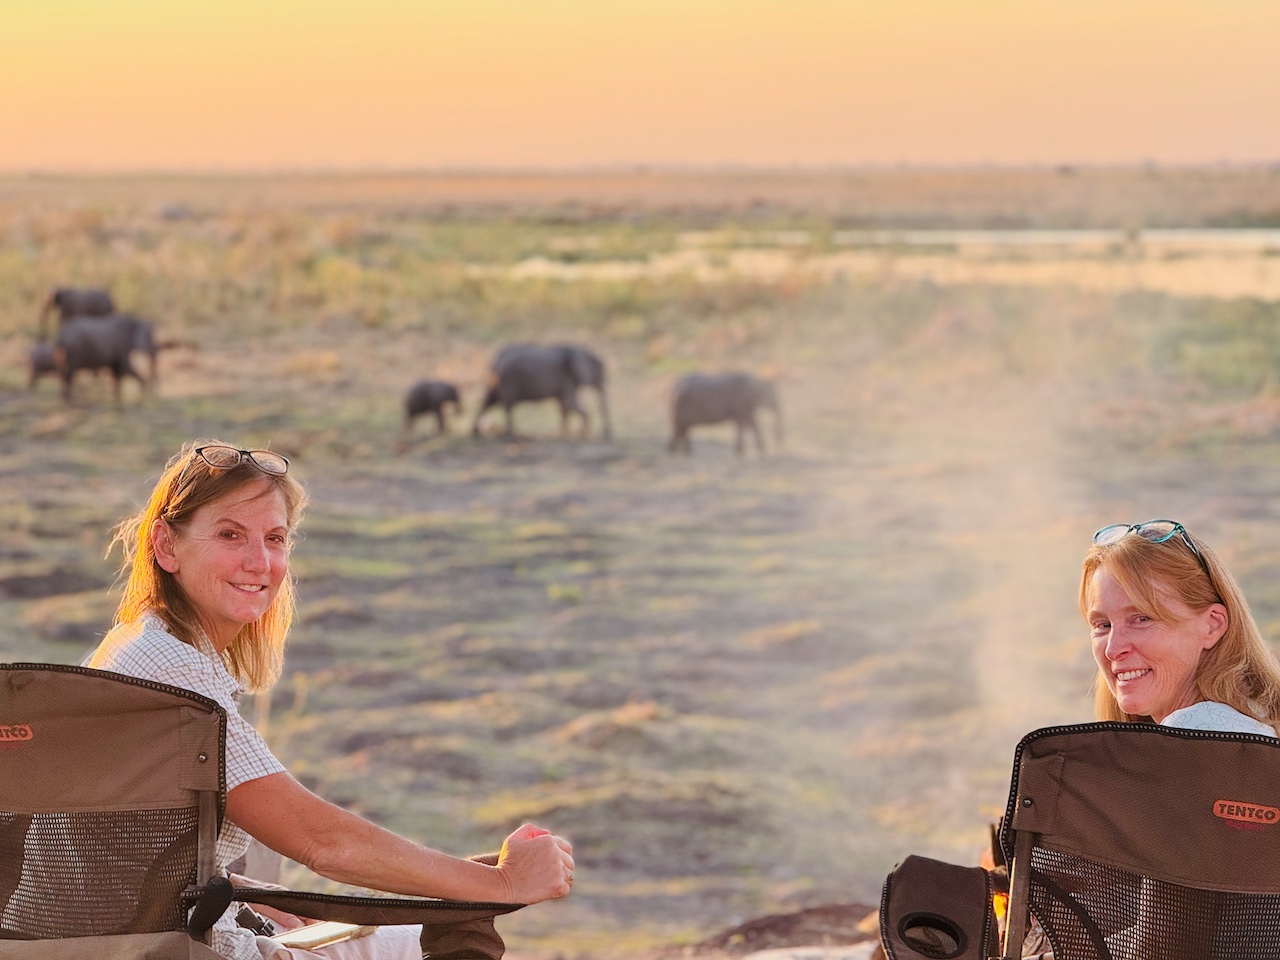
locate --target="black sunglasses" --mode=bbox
[176,445,290,486]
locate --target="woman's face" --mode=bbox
[153,478,290,651]
[1086,566,1227,723]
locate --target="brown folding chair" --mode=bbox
[0,663,523,960]
[881,722,1280,960]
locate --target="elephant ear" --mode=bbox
[567,347,603,387]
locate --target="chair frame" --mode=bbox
[996,722,1280,960]
[0,663,522,960]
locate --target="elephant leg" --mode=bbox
[747,415,766,455]
[61,363,81,402]
[734,421,746,457]
[471,393,496,436]
[502,403,517,437]
[596,387,613,441]
[435,409,447,435]
[557,399,571,437]
[561,391,589,439]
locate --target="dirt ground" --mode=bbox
[3,170,1280,957]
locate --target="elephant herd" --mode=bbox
[30,287,162,403]
[408,344,783,456]
[29,287,783,456]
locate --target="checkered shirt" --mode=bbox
[90,614,287,960]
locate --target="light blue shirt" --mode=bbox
[1162,700,1277,738]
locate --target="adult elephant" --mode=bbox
[472,343,612,440]
[54,314,158,404]
[39,287,115,339]
[669,372,782,457]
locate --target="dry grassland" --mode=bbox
[3,168,1280,957]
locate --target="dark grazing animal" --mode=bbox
[40,287,115,339]
[29,341,113,391]
[54,314,158,403]
[403,379,462,436]
[27,342,58,389]
[471,343,612,440]
[669,372,783,457]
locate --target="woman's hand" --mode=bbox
[229,773,570,905]
[494,823,574,904]
[227,873,313,930]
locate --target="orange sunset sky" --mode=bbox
[4,0,1279,171]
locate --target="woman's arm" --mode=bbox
[227,771,573,905]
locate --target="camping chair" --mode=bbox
[880,722,1280,960]
[0,663,523,960]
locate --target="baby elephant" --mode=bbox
[669,372,783,457]
[28,342,58,389]
[403,379,462,436]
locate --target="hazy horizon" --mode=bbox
[10,160,1280,177]
[6,0,1280,173]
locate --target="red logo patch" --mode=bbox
[0,723,33,742]
[1214,799,1280,826]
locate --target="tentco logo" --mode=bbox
[0,724,33,742]
[1214,799,1280,825]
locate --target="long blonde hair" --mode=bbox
[99,439,309,692]
[1080,526,1280,732]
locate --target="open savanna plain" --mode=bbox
[3,167,1280,957]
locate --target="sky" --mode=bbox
[4,0,1280,171]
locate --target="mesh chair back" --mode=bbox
[0,664,224,940]
[999,723,1280,960]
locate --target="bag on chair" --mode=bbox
[879,855,1000,960]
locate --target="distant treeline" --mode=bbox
[4,165,1280,229]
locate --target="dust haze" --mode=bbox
[3,168,1280,955]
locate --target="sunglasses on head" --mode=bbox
[177,444,290,485]
[1092,519,1208,574]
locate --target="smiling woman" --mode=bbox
[93,441,308,692]
[85,438,575,960]
[1080,520,1280,736]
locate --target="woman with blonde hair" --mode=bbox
[1081,519,1280,736]
[89,440,574,960]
